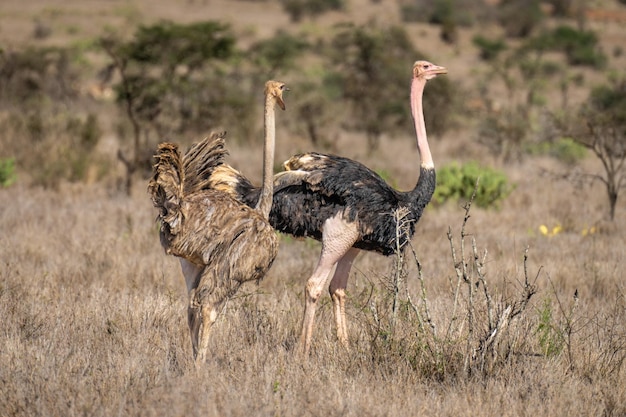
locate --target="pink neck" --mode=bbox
[411,77,433,169]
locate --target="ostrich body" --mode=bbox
[148,81,287,363]
[271,61,446,355]
[220,61,446,356]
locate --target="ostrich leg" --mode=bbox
[188,299,220,364]
[189,267,235,365]
[180,259,205,359]
[181,260,231,364]
[194,301,219,364]
[299,215,359,356]
[328,247,360,347]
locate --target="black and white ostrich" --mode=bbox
[212,61,447,356]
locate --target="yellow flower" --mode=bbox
[552,225,562,235]
[539,225,549,236]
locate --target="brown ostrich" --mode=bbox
[148,80,288,363]
[226,61,447,356]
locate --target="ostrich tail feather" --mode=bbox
[183,131,229,195]
[148,142,185,237]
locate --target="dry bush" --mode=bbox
[353,191,538,382]
[1,176,625,416]
[0,110,109,188]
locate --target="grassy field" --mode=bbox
[1,163,625,416]
[1,0,626,416]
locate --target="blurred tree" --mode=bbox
[472,35,508,62]
[545,0,573,17]
[290,74,344,149]
[250,30,309,77]
[474,31,589,163]
[555,77,626,220]
[0,46,106,188]
[280,0,344,22]
[526,25,606,69]
[0,46,79,105]
[399,0,487,26]
[498,0,544,38]
[100,21,240,194]
[328,23,452,152]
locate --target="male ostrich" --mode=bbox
[228,61,447,356]
[272,61,446,355]
[148,80,287,363]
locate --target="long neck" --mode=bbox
[255,95,276,219]
[411,77,433,170]
[405,76,436,211]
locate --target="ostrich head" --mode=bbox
[265,80,289,110]
[413,60,447,81]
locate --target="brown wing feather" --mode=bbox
[182,131,229,195]
[165,191,279,284]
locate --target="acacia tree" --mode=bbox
[475,25,606,163]
[555,77,626,220]
[100,21,238,194]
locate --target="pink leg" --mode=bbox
[329,247,360,348]
[299,215,359,357]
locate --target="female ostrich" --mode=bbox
[148,80,287,363]
[269,61,447,356]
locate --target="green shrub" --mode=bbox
[399,0,479,26]
[280,0,344,22]
[0,157,17,188]
[590,79,626,124]
[251,31,309,74]
[433,162,514,208]
[536,298,564,357]
[472,35,507,61]
[527,25,607,69]
[525,137,587,165]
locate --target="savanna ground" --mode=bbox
[1,1,626,416]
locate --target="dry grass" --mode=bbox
[2,0,626,415]
[1,168,625,416]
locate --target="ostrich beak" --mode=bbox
[431,65,447,75]
[276,86,289,110]
[277,96,286,110]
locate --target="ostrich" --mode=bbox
[222,61,447,356]
[148,80,288,363]
[272,61,447,355]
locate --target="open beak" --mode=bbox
[277,86,289,110]
[277,96,286,110]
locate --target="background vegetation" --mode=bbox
[1,0,625,415]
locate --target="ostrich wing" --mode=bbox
[277,152,403,215]
[270,152,408,254]
[168,190,278,284]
